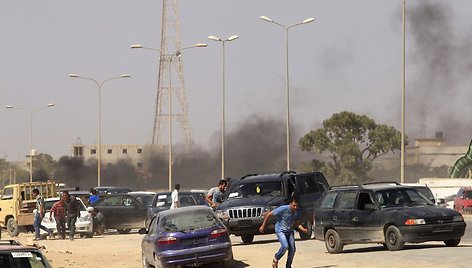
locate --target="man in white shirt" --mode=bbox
[170,184,180,209]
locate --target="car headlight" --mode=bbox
[215,210,228,218]
[453,215,464,222]
[405,219,426,225]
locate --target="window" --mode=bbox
[357,192,374,210]
[298,176,323,194]
[319,192,337,209]
[338,191,357,210]
[1,188,13,200]
[137,148,143,154]
[91,149,96,155]
[107,149,112,154]
[122,149,127,154]
[137,162,143,168]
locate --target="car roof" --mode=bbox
[0,240,40,252]
[128,191,155,195]
[329,182,414,192]
[156,205,212,217]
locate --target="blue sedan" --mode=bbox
[140,206,233,268]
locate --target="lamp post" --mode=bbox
[401,0,406,183]
[260,15,314,171]
[208,35,239,180]
[167,43,207,191]
[68,73,130,187]
[6,103,55,182]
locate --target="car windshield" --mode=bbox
[161,210,219,232]
[228,181,283,198]
[375,188,433,208]
[0,251,52,268]
[465,191,472,199]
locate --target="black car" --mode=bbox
[0,240,52,267]
[93,186,133,196]
[145,191,199,228]
[216,171,330,243]
[92,192,154,234]
[313,182,467,253]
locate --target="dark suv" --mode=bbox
[313,182,467,253]
[216,171,329,243]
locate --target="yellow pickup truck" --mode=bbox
[0,181,58,237]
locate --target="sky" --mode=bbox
[2,0,472,163]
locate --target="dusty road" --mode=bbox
[14,228,472,268]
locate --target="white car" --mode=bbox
[40,197,94,238]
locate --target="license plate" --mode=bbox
[433,225,452,232]
[238,219,252,227]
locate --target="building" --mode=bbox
[72,143,147,168]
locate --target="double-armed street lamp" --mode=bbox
[260,15,314,171]
[68,74,130,187]
[5,103,55,182]
[131,42,207,191]
[208,35,239,180]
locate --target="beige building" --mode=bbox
[71,143,148,168]
[406,138,468,167]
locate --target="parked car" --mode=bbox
[313,183,467,253]
[0,240,52,267]
[216,171,330,243]
[41,196,94,238]
[93,186,133,196]
[92,193,152,234]
[454,186,472,213]
[140,206,233,268]
[146,191,199,228]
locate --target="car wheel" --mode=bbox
[7,218,19,237]
[324,229,343,254]
[241,234,254,244]
[299,221,313,240]
[85,232,94,238]
[117,229,132,234]
[444,239,461,247]
[385,225,405,251]
[142,252,153,268]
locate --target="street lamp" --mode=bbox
[5,103,55,182]
[261,15,314,171]
[208,35,239,180]
[68,73,130,187]
[401,0,406,183]
[167,43,207,191]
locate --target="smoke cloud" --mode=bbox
[406,1,472,144]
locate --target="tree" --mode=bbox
[299,111,403,185]
[33,153,57,181]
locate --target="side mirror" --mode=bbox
[364,203,377,210]
[138,228,147,235]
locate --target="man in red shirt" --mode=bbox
[49,193,67,239]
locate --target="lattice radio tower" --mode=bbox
[152,0,193,148]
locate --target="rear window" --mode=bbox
[161,210,219,232]
[0,251,51,268]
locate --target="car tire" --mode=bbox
[385,225,405,251]
[117,229,132,234]
[241,234,254,244]
[7,218,19,237]
[324,229,343,254]
[299,221,313,240]
[85,232,94,238]
[444,239,461,247]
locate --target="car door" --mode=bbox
[142,216,159,261]
[295,173,327,222]
[332,190,357,242]
[348,191,383,243]
[95,195,125,229]
[121,196,148,228]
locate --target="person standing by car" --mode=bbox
[63,191,80,240]
[259,196,308,268]
[170,184,180,209]
[32,189,52,241]
[49,194,67,239]
[88,188,100,205]
[205,179,228,209]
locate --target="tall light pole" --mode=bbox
[68,74,130,187]
[261,15,315,171]
[401,0,406,183]
[208,35,239,180]
[6,103,55,182]
[167,43,207,191]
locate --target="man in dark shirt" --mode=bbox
[63,191,81,240]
